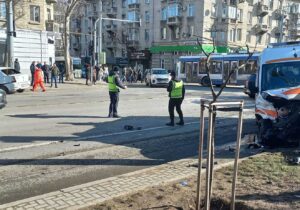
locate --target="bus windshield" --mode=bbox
[261,61,300,91]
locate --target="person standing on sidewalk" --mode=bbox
[14,58,20,73]
[42,62,50,84]
[50,63,59,88]
[58,63,65,83]
[105,67,127,118]
[32,63,46,92]
[166,71,185,126]
[30,61,36,86]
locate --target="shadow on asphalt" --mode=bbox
[0,113,257,167]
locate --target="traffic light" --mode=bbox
[88,45,94,56]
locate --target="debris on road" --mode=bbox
[73,143,80,147]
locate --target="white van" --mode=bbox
[255,42,300,147]
[0,67,30,93]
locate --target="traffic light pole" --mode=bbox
[7,0,14,67]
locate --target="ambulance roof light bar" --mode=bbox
[268,41,300,48]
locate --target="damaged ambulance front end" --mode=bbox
[256,42,300,147]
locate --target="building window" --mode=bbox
[127,0,139,5]
[160,59,165,68]
[47,8,51,20]
[0,2,6,19]
[168,4,181,17]
[30,5,40,22]
[145,0,150,3]
[237,9,243,22]
[211,4,216,17]
[257,35,263,44]
[161,27,167,39]
[246,31,251,43]
[220,32,225,41]
[145,11,150,22]
[247,12,252,24]
[174,27,180,39]
[122,0,126,7]
[211,31,216,39]
[161,7,167,20]
[268,16,272,27]
[269,0,274,10]
[237,29,242,41]
[188,4,195,17]
[188,25,194,37]
[145,29,149,41]
[128,11,139,21]
[229,29,236,41]
[266,33,271,44]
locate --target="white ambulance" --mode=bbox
[256,42,300,147]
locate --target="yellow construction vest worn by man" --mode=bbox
[166,71,185,126]
[106,68,127,118]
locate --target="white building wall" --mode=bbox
[0,29,55,75]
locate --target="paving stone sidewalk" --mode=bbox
[0,155,238,210]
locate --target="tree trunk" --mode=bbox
[64,16,74,81]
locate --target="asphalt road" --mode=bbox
[0,80,257,204]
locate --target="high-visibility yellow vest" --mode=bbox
[171,80,183,98]
[108,76,119,92]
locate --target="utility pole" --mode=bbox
[7,0,14,67]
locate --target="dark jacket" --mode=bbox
[30,64,35,74]
[105,71,126,91]
[14,61,20,73]
[167,79,185,99]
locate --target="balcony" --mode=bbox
[273,9,285,20]
[45,20,59,32]
[253,24,268,35]
[127,40,139,48]
[127,22,140,28]
[106,7,117,18]
[290,29,300,39]
[128,2,140,10]
[106,24,117,34]
[167,16,182,26]
[257,3,269,17]
[273,26,285,37]
[46,0,57,4]
[106,41,117,49]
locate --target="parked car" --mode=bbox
[0,89,7,109]
[243,73,256,98]
[0,67,30,93]
[145,68,170,87]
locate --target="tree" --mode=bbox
[57,0,82,81]
[195,37,257,210]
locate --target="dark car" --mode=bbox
[244,74,256,98]
[0,89,7,109]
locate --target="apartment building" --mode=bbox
[0,0,57,74]
[70,0,154,69]
[69,0,300,71]
[151,0,300,71]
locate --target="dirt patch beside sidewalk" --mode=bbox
[83,151,300,210]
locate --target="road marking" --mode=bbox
[0,141,59,153]
[0,121,200,153]
[74,121,200,141]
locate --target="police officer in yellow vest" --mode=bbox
[166,71,185,126]
[106,67,127,118]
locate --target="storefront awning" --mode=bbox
[149,45,229,54]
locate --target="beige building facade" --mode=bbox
[69,0,300,70]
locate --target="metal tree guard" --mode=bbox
[196,99,244,210]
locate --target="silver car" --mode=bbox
[145,68,170,87]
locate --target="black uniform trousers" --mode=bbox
[168,98,183,123]
[109,91,119,116]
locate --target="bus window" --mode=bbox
[239,60,257,74]
[180,62,186,74]
[193,62,199,77]
[209,61,222,74]
[199,61,206,74]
